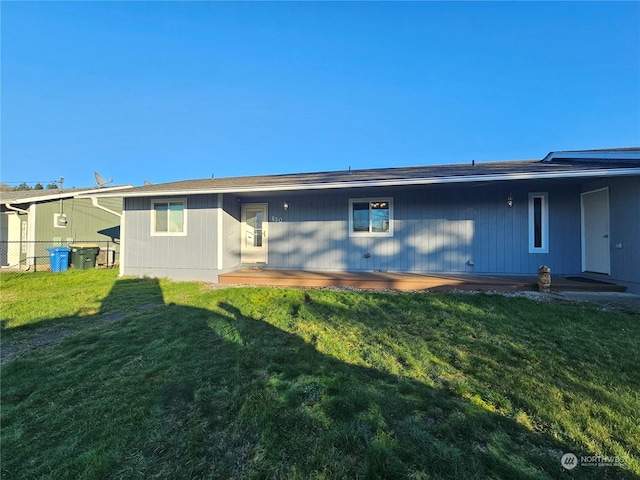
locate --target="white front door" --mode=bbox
[581,188,610,274]
[241,204,268,264]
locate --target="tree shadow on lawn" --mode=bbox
[1,279,637,479]
[0,277,166,363]
[298,291,640,475]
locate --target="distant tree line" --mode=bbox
[0,182,59,191]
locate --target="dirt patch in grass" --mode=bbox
[550,291,640,312]
[100,312,128,324]
[1,330,73,363]
[1,307,156,363]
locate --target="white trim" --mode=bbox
[150,198,187,236]
[528,192,549,253]
[348,197,394,237]
[3,185,133,205]
[216,193,223,269]
[27,204,37,267]
[119,207,126,277]
[90,168,640,198]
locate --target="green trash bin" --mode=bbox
[69,243,100,270]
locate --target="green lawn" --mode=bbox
[1,270,639,479]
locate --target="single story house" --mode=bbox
[91,148,640,293]
[0,186,129,269]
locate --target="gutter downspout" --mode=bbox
[90,197,125,277]
[91,197,122,218]
[5,203,29,215]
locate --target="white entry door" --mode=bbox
[581,188,610,274]
[241,204,268,264]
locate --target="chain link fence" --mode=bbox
[0,240,119,273]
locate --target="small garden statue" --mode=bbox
[538,265,551,292]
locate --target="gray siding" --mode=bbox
[121,179,640,289]
[222,194,241,270]
[122,194,221,281]
[244,183,583,276]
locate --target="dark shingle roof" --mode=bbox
[94,157,638,198]
[136,160,542,191]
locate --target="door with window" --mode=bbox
[241,204,268,264]
[581,188,610,274]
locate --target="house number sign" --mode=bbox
[271,216,283,222]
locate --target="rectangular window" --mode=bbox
[528,192,548,253]
[152,199,186,236]
[349,198,393,237]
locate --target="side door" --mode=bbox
[581,188,610,274]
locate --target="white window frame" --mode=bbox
[151,198,187,236]
[528,192,549,253]
[349,198,394,237]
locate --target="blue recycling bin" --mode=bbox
[46,247,70,272]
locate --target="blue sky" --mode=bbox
[2,1,639,189]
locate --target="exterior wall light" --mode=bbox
[283,202,289,211]
[507,193,513,208]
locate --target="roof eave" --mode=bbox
[543,150,640,162]
[2,185,133,206]
[86,168,640,198]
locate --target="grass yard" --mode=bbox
[1,270,639,479]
